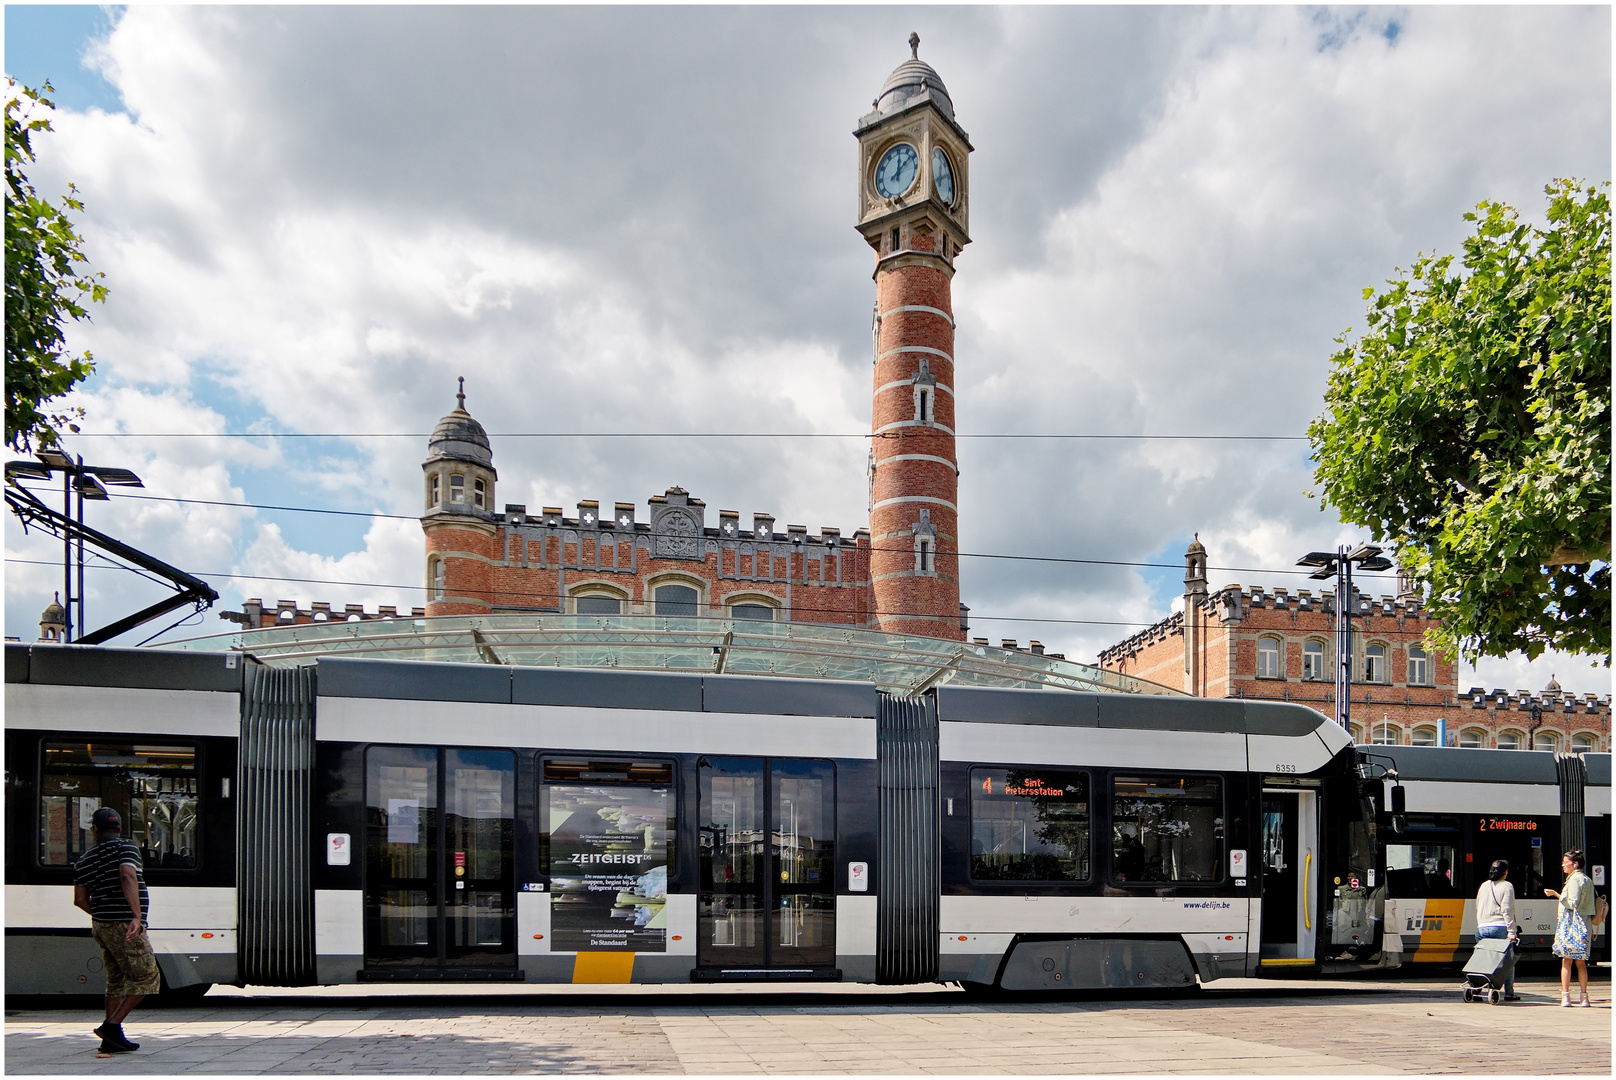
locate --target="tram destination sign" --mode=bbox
[1477,818,1540,832]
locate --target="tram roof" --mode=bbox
[141,614,1183,698]
[1366,744,1568,785]
[10,638,1346,742]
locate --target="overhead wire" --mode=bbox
[68,431,1310,441]
[84,490,1396,581]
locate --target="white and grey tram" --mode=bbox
[10,641,1405,996]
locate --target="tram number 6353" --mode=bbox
[1274,764,1296,774]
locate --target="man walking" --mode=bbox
[72,807,159,1053]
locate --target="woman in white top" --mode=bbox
[1474,859,1518,1000]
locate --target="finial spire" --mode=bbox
[909,32,920,59]
[456,376,465,410]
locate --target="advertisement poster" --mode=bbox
[546,784,672,951]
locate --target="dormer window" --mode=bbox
[473,478,486,509]
[449,474,465,503]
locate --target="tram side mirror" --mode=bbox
[1389,784,1406,835]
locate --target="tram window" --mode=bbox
[543,759,675,952]
[39,742,200,869]
[1385,842,1459,898]
[969,768,1090,882]
[1111,775,1223,883]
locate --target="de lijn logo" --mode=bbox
[1405,915,1444,931]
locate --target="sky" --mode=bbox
[3,4,1611,697]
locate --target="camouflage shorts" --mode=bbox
[91,921,161,997]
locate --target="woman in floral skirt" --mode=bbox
[1543,849,1595,1007]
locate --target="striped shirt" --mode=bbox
[73,837,150,923]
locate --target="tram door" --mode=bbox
[364,746,516,973]
[1259,789,1318,962]
[698,757,836,973]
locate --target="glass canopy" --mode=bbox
[157,614,1181,697]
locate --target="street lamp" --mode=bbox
[5,450,144,642]
[1296,543,1393,732]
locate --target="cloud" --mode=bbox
[5,7,1607,697]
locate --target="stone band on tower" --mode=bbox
[856,34,970,641]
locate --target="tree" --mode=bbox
[1310,180,1610,665]
[6,79,104,453]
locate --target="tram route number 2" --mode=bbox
[1479,818,1539,832]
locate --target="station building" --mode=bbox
[1098,538,1611,752]
[415,38,971,641]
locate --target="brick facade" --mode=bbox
[1097,539,1611,752]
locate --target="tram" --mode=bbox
[1367,745,1609,967]
[0,640,1524,997]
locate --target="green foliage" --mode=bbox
[6,79,104,453]
[1310,180,1610,664]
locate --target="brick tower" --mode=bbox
[421,378,498,616]
[855,34,970,640]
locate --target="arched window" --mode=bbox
[1533,731,1559,753]
[1371,723,1398,745]
[1363,643,1386,684]
[575,594,621,615]
[428,474,440,508]
[730,603,775,621]
[1496,730,1522,751]
[1350,725,1366,744]
[278,608,295,622]
[1571,732,1596,754]
[431,558,445,600]
[1459,728,1485,749]
[1407,646,1429,686]
[1256,637,1282,679]
[473,478,486,509]
[449,474,465,503]
[654,583,699,618]
[1302,639,1325,681]
[1411,726,1437,747]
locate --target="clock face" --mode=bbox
[874,143,919,198]
[932,148,955,206]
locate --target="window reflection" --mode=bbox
[1111,775,1223,883]
[39,742,199,869]
[970,767,1089,881]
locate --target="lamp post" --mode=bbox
[7,449,143,642]
[1296,544,1393,732]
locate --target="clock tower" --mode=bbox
[856,34,971,641]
